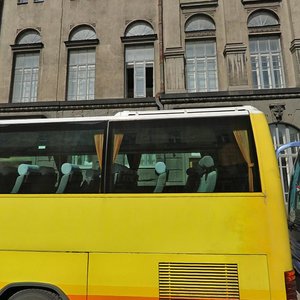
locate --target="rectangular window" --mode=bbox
[12,52,40,103]
[107,116,261,193]
[249,37,285,89]
[67,49,96,101]
[0,122,106,194]
[186,40,218,92]
[125,46,154,98]
[17,0,28,4]
[34,0,44,3]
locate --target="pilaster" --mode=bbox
[223,43,249,90]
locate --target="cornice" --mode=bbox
[180,1,218,10]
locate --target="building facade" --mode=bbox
[0,0,299,197]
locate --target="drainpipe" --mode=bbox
[156,0,164,110]
[0,0,4,37]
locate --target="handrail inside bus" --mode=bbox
[276,141,300,158]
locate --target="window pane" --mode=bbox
[135,64,145,97]
[125,46,154,98]
[185,15,215,32]
[248,11,278,27]
[17,30,41,44]
[249,37,284,89]
[0,122,106,194]
[67,49,96,101]
[107,116,261,193]
[126,22,154,37]
[70,26,96,41]
[185,41,218,92]
[12,53,40,103]
[258,39,268,52]
[146,66,153,97]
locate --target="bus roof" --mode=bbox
[0,105,261,125]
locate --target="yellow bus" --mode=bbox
[0,106,296,300]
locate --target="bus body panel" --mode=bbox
[0,251,88,300]
[88,253,270,300]
[0,194,271,254]
[0,193,289,299]
[0,107,295,299]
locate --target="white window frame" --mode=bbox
[67,49,96,101]
[125,46,154,98]
[250,37,285,89]
[185,40,218,93]
[66,26,98,101]
[12,52,40,103]
[11,30,42,103]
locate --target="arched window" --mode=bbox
[248,10,284,89]
[11,29,42,103]
[185,14,215,32]
[125,22,154,37]
[185,15,218,93]
[16,29,42,44]
[66,25,98,101]
[248,10,278,27]
[69,25,97,41]
[270,123,300,203]
[123,21,155,98]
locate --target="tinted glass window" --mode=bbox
[107,116,261,193]
[0,122,105,194]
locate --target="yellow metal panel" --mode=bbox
[0,194,270,254]
[250,112,293,299]
[88,253,270,300]
[0,251,87,298]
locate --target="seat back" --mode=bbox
[37,166,57,193]
[184,167,201,192]
[114,169,138,193]
[197,156,217,193]
[153,162,167,193]
[56,163,83,193]
[11,164,41,194]
[82,169,101,193]
[0,166,18,193]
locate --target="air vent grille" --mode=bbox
[159,262,240,299]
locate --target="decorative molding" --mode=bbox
[180,1,218,10]
[160,88,300,105]
[242,0,281,5]
[290,39,300,53]
[185,30,216,39]
[164,47,185,58]
[120,34,157,44]
[269,103,285,122]
[248,25,280,35]
[10,43,44,51]
[0,98,158,114]
[223,43,247,55]
[64,39,99,48]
